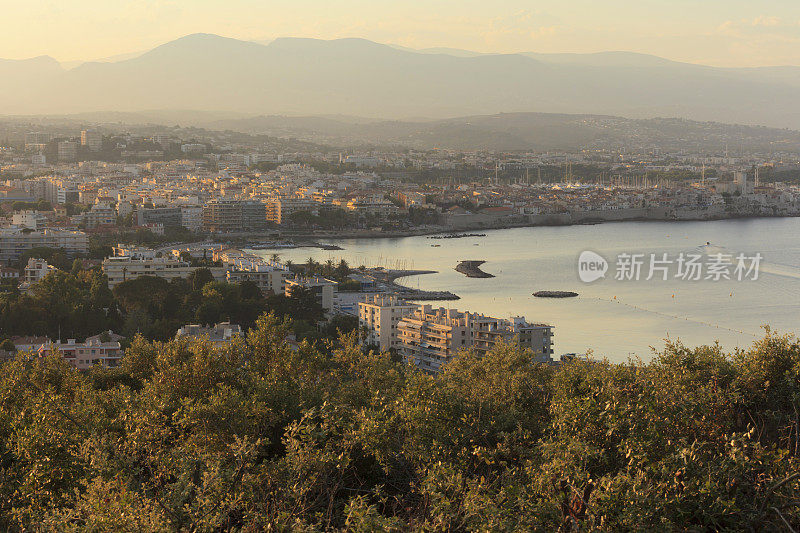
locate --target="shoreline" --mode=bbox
[233,213,800,243]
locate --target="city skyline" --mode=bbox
[3,0,800,68]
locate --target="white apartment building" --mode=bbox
[397,305,553,374]
[0,228,89,263]
[285,277,338,312]
[226,259,291,295]
[11,210,47,230]
[358,295,417,351]
[23,258,58,285]
[102,255,195,288]
[176,321,243,345]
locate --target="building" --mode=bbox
[0,228,89,263]
[0,266,19,280]
[181,143,206,153]
[57,141,78,162]
[112,244,157,259]
[470,315,553,359]
[176,321,243,345]
[285,276,338,312]
[83,204,116,228]
[180,206,203,232]
[11,210,47,230]
[265,198,318,225]
[137,207,183,229]
[117,201,135,218]
[358,295,416,351]
[203,199,267,232]
[397,305,553,374]
[81,130,103,152]
[23,258,58,285]
[225,258,291,295]
[397,306,471,374]
[13,331,125,370]
[24,132,51,149]
[102,254,194,288]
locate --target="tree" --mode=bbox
[187,268,214,291]
[1,320,800,530]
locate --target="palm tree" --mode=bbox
[323,259,335,278]
[335,259,350,281]
[305,257,317,276]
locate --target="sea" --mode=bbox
[250,217,800,362]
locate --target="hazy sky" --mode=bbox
[4,0,800,67]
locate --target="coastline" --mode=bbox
[233,212,800,243]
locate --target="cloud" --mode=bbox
[750,15,782,27]
[716,16,800,37]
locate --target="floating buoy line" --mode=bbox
[591,296,758,337]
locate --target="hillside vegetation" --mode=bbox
[1,318,799,531]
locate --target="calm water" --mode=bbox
[252,218,800,361]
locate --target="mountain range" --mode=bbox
[2,33,800,129]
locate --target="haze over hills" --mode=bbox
[2,33,800,129]
[202,112,800,152]
[7,109,800,153]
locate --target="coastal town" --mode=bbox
[1,125,799,241]
[0,122,799,371]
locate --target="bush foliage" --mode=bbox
[0,321,799,531]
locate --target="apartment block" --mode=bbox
[81,130,103,152]
[225,258,291,295]
[176,321,243,345]
[180,205,203,232]
[203,199,267,232]
[265,198,318,225]
[285,276,338,311]
[23,258,58,285]
[14,331,125,370]
[137,207,183,229]
[358,295,416,351]
[57,141,78,162]
[397,304,553,374]
[0,228,89,263]
[102,254,195,288]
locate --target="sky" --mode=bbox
[3,0,800,67]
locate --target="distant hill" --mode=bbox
[204,112,800,152]
[2,34,800,129]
